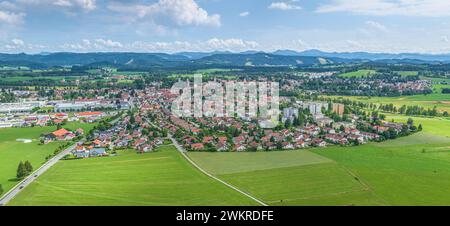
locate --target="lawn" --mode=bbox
[0,123,96,195]
[188,116,450,206]
[8,146,258,206]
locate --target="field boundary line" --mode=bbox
[169,136,268,206]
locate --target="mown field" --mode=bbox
[329,93,450,113]
[338,69,376,78]
[8,146,258,206]
[0,123,96,194]
[327,77,450,113]
[189,115,450,206]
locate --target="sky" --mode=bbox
[1,0,450,54]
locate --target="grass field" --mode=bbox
[8,146,258,206]
[338,70,376,78]
[188,115,450,206]
[188,150,332,175]
[0,123,96,194]
[395,71,419,76]
[328,94,450,113]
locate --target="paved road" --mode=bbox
[0,142,80,206]
[168,135,268,206]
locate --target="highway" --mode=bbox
[0,141,80,206]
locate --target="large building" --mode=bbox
[282,107,299,122]
[296,101,328,116]
[332,103,345,116]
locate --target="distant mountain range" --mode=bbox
[273,49,450,62]
[1,49,449,69]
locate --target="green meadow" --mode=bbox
[338,69,376,78]
[0,123,96,195]
[9,146,258,206]
[329,94,450,113]
[188,115,450,206]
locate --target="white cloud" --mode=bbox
[54,0,96,11]
[0,1,18,11]
[94,39,122,48]
[11,38,24,46]
[61,38,123,50]
[17,0,96,11]
[268,2,302,11]
[60,38,259,53]
[292,39,310,50]
[0,10,25,25]
[239,11,249,17]
[317,0,450,17]
[206,38,259,50]
[365,20,387,32]
[108,0,221,27]
[2,38,47,52]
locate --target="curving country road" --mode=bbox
[0,141,80,206]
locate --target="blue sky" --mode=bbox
[1,0,450,53]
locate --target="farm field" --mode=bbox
[188,150,332,175]
[338,69,376,78]
[328,93,450,113]
[0,123,96,194]
[8,146,258,206]
[188,116,450,206]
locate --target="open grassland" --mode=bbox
[0,123,96,194]
[328,94,450,113]
[188,150,332,175]
[189,116,450,206]
[218,163,382,206]
[338,69,376,78]
[8,146,258,206]
[385,114,450,137]
[395,71,419,76]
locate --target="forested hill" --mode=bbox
[0,52,357,69]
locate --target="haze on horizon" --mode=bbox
[1,0,450,54]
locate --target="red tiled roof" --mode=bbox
[52,128,70,137]
[78,111,103,116]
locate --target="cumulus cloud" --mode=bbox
[61,38,123,50]
[108,0,221,27]
[60,38,259,53]
[365,20,387,32]
[317,0,450,17]
[0,10,25,25]
[53,0,96,11]
[11,38,24,46]
[239,11,249,17]
[16,0,96,12]
[269,2,302,10]
[0,1,18,11]
[2,38,46,51]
